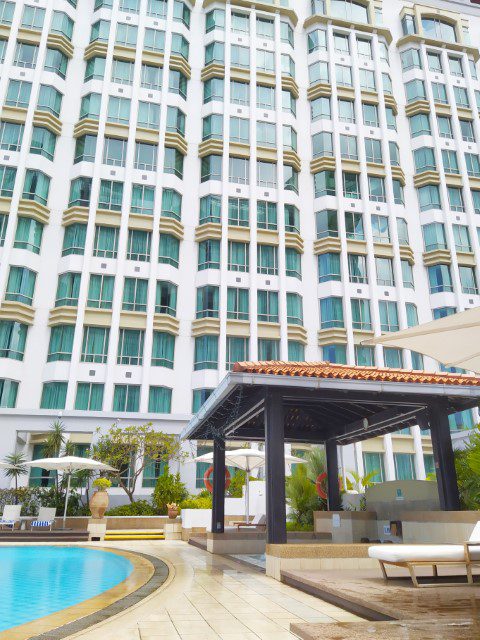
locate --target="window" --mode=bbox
[75,384,104,411]
[141,64,162,91]
[406,303,419,327]
[418,185,441,211]
[447,186,464,212]
[355,345,374,366]
[338,99,355,123]
[428,264,453,293]
[288,341,305,362]
[103,137,126,167]
[205,41,224,65]
[171,33,189,60]
[226,337,249,371]
[55,272,80,307]
[192,389,213,413]
[23,170,50,206]
[405,79,425,102]
[449,56,463,77]
[437,116,452,139]
[314,132,334,158]
[401,48,421,71]
[348,254,367,284]
[144,28,165,52]
[164,147,183,177]
[257,161,276,188]
[368,176,386,202]
[132,184,154,216]
[459,266,478,294]
[365,138,382,163]
[379,300,399,332]
[196,285,218,319]
[136,142,158,172]
[256,201,276,230]
[0,321,27,361]
[351,298,372,331]
[120,0,140,13]
[308,61,329,85]
[30,127,56,161]
[81,326,109,363]
[166,107,185,136]
[319,253,341,283]
[14,43,38,69]
[422,17,456,43]
[409,113,430,138]
[228,241,249,272]
[465,153,480,177]
[423,222,447,252]
[148,387,172,413]
[345,211,364,240]
[152,332,175,368]
[460,119,475,142]
[322,344,347,364]
[13,217,43,254]
[389,142,400,167]
[286,293,303,326]
[198,239,220,270]
[0,165,15,199]
[206,9,225,32]
[363,452,385,483]
[194,335,218,370]
[156,281,177,316]
[229,157,249,185]
[454,86,469,108]
[122,277,148,312]
[363,103,379,127]
[308,29,327,53]
[376,257,395,286]
[257,121,276,148]
[117,329,144,365]
[107,97,131,125]
[285,165,298,195]
[453,224,471,252]
[316,210,338,239]
[199,195,221,225]
[314,171,336,198]
[311,97,331,121]
[74,135,97,164]
[256,49,274,73]
[204,78,224,104]
[0,1,14,25]
[201,155,222,182]
[87,274,114,309]
[359,68,375,91]
[401,260,414,289]
[285,205,300,234]
[442,149,459,174]
[448,409,474,432]
[394,453,416,480]
[230,44,250,70]
[227,288,249,321]
[40,86,64,117]
[257,16,274,39]
[228,198,249,227]
[159,234,179,267]
[47,325,74,362]
[258,339,279,361]
[257,290,279,323]
[126,229,151,261]
[257,245,277,275]
[147,0,167,16]
[286,248,302,279]
[427,51,442,72]
[340,135,358,161]
[98,180,123,212]
[113,385,140,412]
[6,80,32,109]
[257,85,275,110]
[44,49,68,79]
[93,226,118,258]
[334,33,349,54]
[85,57,105,82]
[41,382,67,410]
[331,0,369,23]
[230,117,249,145]
[6,267,36,305]
[281,21,294,47]
[320,297,344,329]
[173,0,190,27]
[343,172,360,199]
[0,122,24,152]
[336,64,352,87]
[62,224,87,257]
[161,188,181,221]
[231,81,249,106]
[111,59,134,85]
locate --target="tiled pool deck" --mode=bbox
[61,541,361,640]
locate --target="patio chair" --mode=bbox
[30,507,56,531]
[0,505,21,531]
[368,521,480,587]
[232,514,267,530]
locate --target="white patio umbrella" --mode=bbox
[362,306,480,373]
[192,448,306,523]
[25,456,116,528]
[0,462,18,469]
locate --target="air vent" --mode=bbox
[236,277,241,283]
[142,175,148,180]
[3,156,9,161]
[101,263,107,269]
[110,170,116,176]
[357,289,362,294]
[126,372,132,379]
[118,88,124,94]
[89,370,95,377]
[384,291,389,296]
[265,280,271,285]
[376,206,380,211]
[264,192,269,197]
[236,188,241,193]
[134,266,140,272]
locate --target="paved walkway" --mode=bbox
[67,541,361,640]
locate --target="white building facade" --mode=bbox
[0,0,479,498]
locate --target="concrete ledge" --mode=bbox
[266,543,372,558]
[206,531,266,555]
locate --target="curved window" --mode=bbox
[421,17,456,43]
[331,0,369,24]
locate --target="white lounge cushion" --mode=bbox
[369,544,480,563]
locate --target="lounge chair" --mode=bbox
[232,514,267,530]
[30,507,56,531]
[368,521,480,587]
[0,505,21,531]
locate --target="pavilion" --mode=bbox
[181,362,480,545]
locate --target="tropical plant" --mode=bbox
[344,470,378,493]
[226,470,256,497]
[152,472,189,514]
[286,465,321,526]
[3,453,28,497]
[92,423,183,502]
[179,495,212,509]
[106,500,158,516]
[44,420,66,458]
[93,478,111,491]
[305,447,327,483]
[452,427,480,509]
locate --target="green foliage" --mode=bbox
[286,522,314,532]
[305,447,326,483]
[3,453,28,495]
[286,465,321,526]
[453,427,480,510]
[345,470,378,492]
[226,470,256,498]
[152,472,189,514]
[44,420,67,458]
[179,495,212,509]
[106,500,158,516]
[93,478,111,491]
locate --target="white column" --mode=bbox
[383,434,395,480]
[412,425,426,479]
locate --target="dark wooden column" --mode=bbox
[265,388,287,544]
[211,438,226,533]
[326,440,341,511]
[429,404,461,511]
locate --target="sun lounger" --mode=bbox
[368,521,480,587]
[0,505,21,531]
[30,507,56,531]
[232,514,266,530]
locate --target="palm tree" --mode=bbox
[305,446,327,483]
[44,420,66,458]
[3,453,28,503]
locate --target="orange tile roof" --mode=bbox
[232,361,480,386]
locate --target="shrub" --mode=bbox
[152,472,189,514]
[106,500,158,516]
[179,495,212,509]
[286,465,321,526]
[286,522,314,532]
[93,478,111,491]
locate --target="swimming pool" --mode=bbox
[0,546,133,631]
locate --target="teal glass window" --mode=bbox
[257,290,279,323]
[144,28,165,52]
[285,204,300,233]
[355,345,375,366]
[30,127,56,161]
[75,383,104,411]
[6,80,32,109]
[151,332,175,368]
[74,134,97,163]
[423,454,435,476]
[411,352,424,369]
[343,172,361,199]
[117,329,145,365]
[376,257,395,286]
[286,248,302,279]
[162,188,182,221]
[401,260,414,289]
[226,337,249,370]
[202,114,223,141]
[0,321,27,361]
[229,198,249,227]
[257,244,278,275]
[0,214,6,246]
[379,300,399,332]
[103,137,127,166]
[0,378,18,407]
[136,142,158,171]
[51,11,74,40]
[196,285,219,319]
[363,452,385,483]
[322,344,347,364]
[319,252,341,282]
[405,78,425,102]
[394,453,416,480]
[93,225,119,258]
[257,201,277,230]
[41,382,68,410]
[311,96,330,121]
[69,176,92,207]
[351,298,372,331]
[448,409,474,431]
[406,303,419,327]
[98,180,123,211]
[85,57,106,82]
[44,48,68,79]
[228,241,249,272]
[107,96,131,124]
[231,81,249,107]
[5,267,36,305]
[199,195,221,224]
[13,217,43,254]
[288,341,305,361]
[192,389,213,413]
[29,443,55,486]
[423,222,447,252]
[126,229,151,261]
[0,122,24,151]
[205,41,224,65]
[313,132,334,158]
[113,385,140,412]
[169,70,187,99]
[122,277,148,312]
[257,85,275,109]
[409,113,430,138]
[428,264,453,293]
[131,184,154,216]
[22,170,50,206]
[348,254,367,284]
[116,22,138,47]
[55,272,80,307]
[47,325,74,362]
[142,457,168,488]
[384,347,403,368]
[0,1,14,25]
[81,326,109,363]
[173,0,190,28]
[308,61,329,85]
[0,165,16,198]
[111,59,134,85]
[227,288,249,321]
[286,293,303,326]
[206,8,225,32]
[156,281,177,316]
[159,234,180,267]
[141,63,163,90]
[316,210,338,239]
[314,170,336,197]
[147,0,166,16]
[14,42,39,69]
[148,386,172,413]
[320,297,344,329]
[90,19,110,42]
[258,338,279,361]
[194,335,218,370]
[164,147,183,177]
[198,239,220,270]
[80,284,104,331]
[166,106,185,135]
[203,78,224,103]
[459,266,478,294]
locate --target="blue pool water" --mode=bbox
[0,546,133,631]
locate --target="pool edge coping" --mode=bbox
[0,546,170,640]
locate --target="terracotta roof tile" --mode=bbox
[232,361,480,386]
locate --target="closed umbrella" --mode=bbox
[192,448,305,523]
[25,456,116,528]
[363,306,480,373]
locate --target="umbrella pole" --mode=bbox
[63,473,71,529]
[245,466,250,524]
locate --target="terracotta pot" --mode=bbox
[89,489,109,518]
[167,507,179,520]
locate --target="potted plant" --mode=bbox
[89,478,112,519]
[167,502,179,519]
